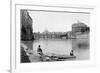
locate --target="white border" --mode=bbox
[11,2,96,73]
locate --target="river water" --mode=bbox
[32,39,89,60]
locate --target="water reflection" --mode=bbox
[72,38,89,60]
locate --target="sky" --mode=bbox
[29,10,90,33]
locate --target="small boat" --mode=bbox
[43,54,76,61]
[56,55,76,59]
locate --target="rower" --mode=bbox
[70,50,74,56]
[37,45,44,61]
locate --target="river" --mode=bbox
[32,38,89,60]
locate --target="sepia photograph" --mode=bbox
[20,9,90,63]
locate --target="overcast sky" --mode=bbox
[29,10,90,33]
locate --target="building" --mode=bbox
[33,32,68,39]
[72,21,89,35]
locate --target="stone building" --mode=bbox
[72,21,89,35]
[21,10,33,41]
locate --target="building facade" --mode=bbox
[72,22,89,35]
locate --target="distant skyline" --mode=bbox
[29,10,90,33]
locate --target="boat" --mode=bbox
[43,54,76,61]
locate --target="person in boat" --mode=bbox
[70,50,74,56]
[37,45,44,61]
